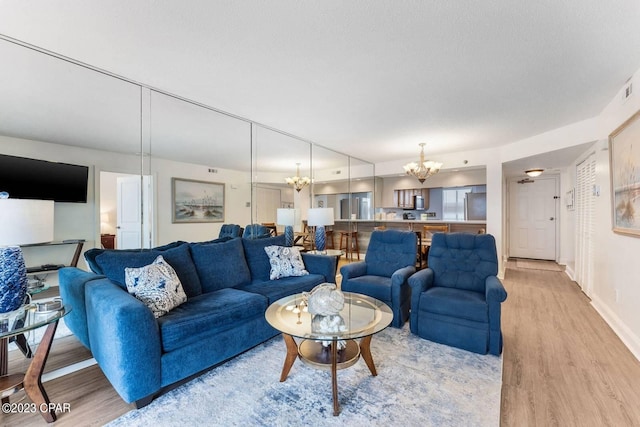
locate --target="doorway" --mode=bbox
[99,171,154,249]
[508,176,559,260]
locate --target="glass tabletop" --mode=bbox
[306,249,344,256]
[0,304,70,340]
[265,292,393,340]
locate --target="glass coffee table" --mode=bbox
[265,292,393,416]
[0,304,70,423]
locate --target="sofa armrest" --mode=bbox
[485,276,507,303]
[301,252,338,283]
[339,261,367,282]
[408,268,435,333]
[85,278,162,404]
[58,267,105,349]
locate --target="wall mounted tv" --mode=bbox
[0,154,89,203]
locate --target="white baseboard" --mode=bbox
[42,357,97,383]
[591,295,640,362]
[564,265,576,281]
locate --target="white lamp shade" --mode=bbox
[0,199,55,246]
[307,208,335,227]
[276,208,298,226]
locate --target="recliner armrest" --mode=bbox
[339,261,367,281]
[391,265,416,286]
[408,268,435,334]
[408,268,435,293]
[485,276,507,302]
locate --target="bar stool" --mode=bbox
[325,228,334,249]
[339,230,360,261]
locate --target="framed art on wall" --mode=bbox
[172,178,225,223]
[609,110,640,236]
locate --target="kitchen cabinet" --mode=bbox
[393,188,430,209]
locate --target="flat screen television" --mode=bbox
[0,154,89,203]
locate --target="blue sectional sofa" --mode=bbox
[59,235,336,407]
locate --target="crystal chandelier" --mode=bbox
[403,143,443,184]
[285,163,311,192]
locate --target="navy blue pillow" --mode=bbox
[84,241,186,275]
[242,235,286,282]
[189,237,251,293]
[94,243,202,297]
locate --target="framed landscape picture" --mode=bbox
[172,178,225,223]
[609,110,640,236]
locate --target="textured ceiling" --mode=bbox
[1,1,639,167]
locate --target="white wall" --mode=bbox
[1,134,252,268]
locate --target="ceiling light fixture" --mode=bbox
[525,168,544,177]
[285,163,311,192]
[403,143,443,184]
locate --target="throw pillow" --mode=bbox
[125,255,187,318]
[264,245,309,280]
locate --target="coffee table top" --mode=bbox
[265,292,393,340]
[0,304,70,340]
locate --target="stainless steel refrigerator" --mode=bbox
[340,197,371,220]
[464,192,487,220]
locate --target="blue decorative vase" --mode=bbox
[0,246,28,313]
[315,226,326,252]
[284,226,294,247]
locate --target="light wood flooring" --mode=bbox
[2,261,640,426]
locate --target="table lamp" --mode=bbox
[0,198,55,313]
[307,208,334,252]
[276,208,299,246]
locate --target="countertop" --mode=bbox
[333,219,487,225]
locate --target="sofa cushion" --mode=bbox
[419,286,488,323]
[189,237,251,292]
[157,288,268,352]
[94,243,202,297]
[235,273,325,304]
[84,241,186,274]
[125,255,187,318]
[242,235,286,283]
[264,245,309,280]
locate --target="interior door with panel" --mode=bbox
[509,176,558,260]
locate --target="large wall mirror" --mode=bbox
[252,125,311,233]
[148,91,252,244]
[0,37,144,270]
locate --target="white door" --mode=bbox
[509,176,558,260]
[117,176,153,249]
[575,154,596,295]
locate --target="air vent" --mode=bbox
[623,81,633,102]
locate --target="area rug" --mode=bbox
[107,325,502,427]
[515,259,563,271]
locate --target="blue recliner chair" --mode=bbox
[242,224,272,240]
[219,224,242,239]
[340,230,416,327]
[408,232,507,355]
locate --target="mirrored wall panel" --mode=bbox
[0,38,144,270]
[149,91,252,244]
[253,125,311,233]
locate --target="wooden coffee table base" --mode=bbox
[279,333,377,416]
[0,321,59,423]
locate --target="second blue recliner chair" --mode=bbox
[340,229,417,327]
[408,232,507,355]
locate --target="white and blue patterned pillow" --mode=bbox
[264,246,309,280]
[125,255,187,318]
